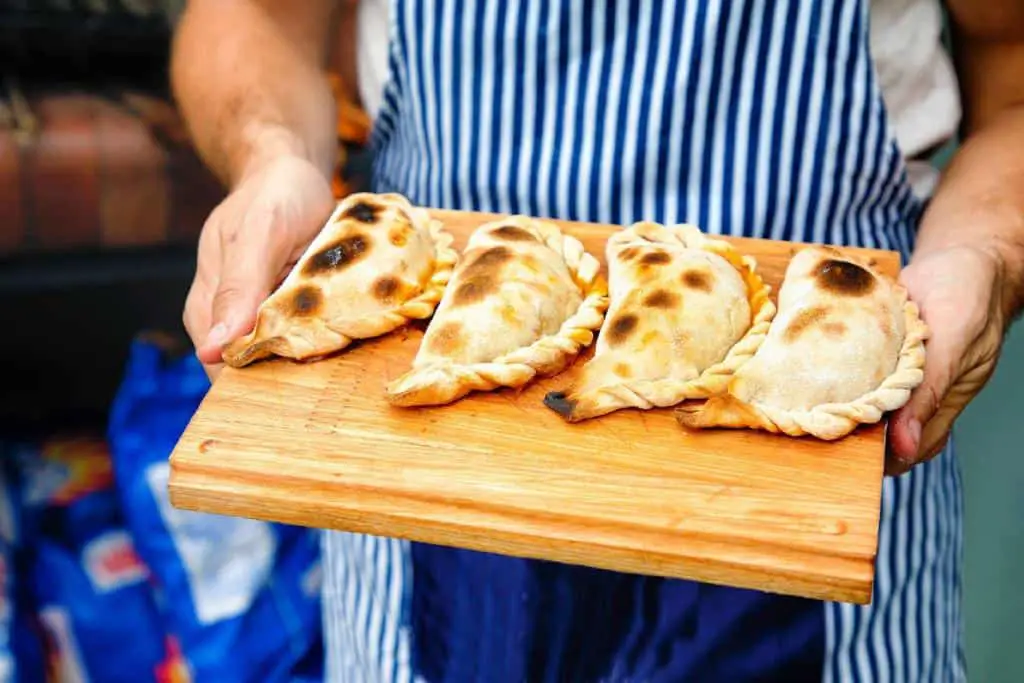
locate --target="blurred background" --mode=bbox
[0,2,367,681]
[0,1,1020,682]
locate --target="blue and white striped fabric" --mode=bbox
[322,0,966,680]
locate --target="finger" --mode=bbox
[887,298,963,455]
[202,360,224,383]
[886,360,959,474]
[886,431,947,476]
[885,405,954,477]
[887,339,995,475]
[888,374,953,475]
[183,276,212,354]
[887,386,935,467]
[181,274,226,384]
[185,206,225,358]
[200,226,279,363]
[920,391,970,458]
[920,429,951,465]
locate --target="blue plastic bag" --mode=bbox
[28,533,168,682]
[4,435,171,682]
[0,462,18,683]
[106,336,324,683]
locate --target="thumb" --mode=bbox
[888,348,951,468]
[198,241,275,364]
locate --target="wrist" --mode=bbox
[917,241,1024,327]
[232,124,334,188]
[971,240,1021,327]
[915,203,1024,324]
[232,125,307,185]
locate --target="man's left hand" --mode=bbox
[886,245,1009,476]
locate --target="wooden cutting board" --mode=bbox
[168,209,896,605]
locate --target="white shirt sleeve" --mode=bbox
[870,0,962,198]
[355,0,392,122]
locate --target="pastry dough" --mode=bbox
[385,216,608,407]
[675,245,929,440]
[543,221,776,422]
[222,192,457,367]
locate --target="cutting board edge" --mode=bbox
[168,429,884,563]
[167,440,880,557]
[167,454,876,606]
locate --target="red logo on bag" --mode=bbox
[82,531,149,592]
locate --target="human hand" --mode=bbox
[886,245,1009,475]
[183,155,336,379]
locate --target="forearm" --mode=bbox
[915,107,1024,321]
[170,0,339,187]
[915,0,1024,323]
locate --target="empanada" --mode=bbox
[222,192,458,367]
[543,221,776,422]
[385,216,608,407]
[675,245,929,440]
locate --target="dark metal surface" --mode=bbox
[0,246,195,431]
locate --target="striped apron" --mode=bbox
[323,0,967,680]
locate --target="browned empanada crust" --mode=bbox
[222,192,457,367]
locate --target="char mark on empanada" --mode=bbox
[385,216,609,407]
[675,246,929,440]
[222,192,458,368]
[543,221,776,422]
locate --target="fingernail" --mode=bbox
[206,322,228,348]
[907,419,922,453]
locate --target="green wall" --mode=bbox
[959,322,1024,683]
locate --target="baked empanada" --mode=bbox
[385,216,608,407]
[543,221,776,422]
[675,245,929,440]
[222,192,458,367]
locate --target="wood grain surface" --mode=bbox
[168,209,899,605]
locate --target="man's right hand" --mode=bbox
[183,155,336,379]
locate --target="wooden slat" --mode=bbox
[168,209,895,605]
